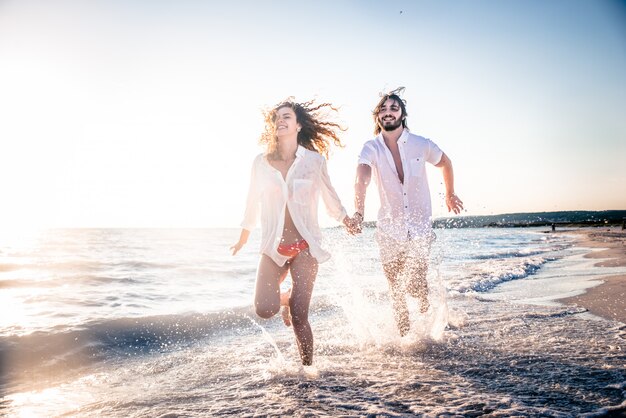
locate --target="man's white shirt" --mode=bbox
[358,129,443,242]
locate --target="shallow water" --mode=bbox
[1,227,625,416]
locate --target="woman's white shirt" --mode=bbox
[241,145,347,266]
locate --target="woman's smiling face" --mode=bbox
[273,106,300,138]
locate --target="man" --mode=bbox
[353,89,463,336]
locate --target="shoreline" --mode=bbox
[555,228,626,323]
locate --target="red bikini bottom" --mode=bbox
[277,240,309,258]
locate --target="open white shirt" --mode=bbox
[358,129,443,242]
[241,145,347,266]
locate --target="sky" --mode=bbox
[1,0,625,228]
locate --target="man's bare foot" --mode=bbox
[281,305,292,327]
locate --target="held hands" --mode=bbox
[343,212,363,235]
[445,193,464,214]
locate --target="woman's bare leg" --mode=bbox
[288,249,318,365]
[254,255,289,319]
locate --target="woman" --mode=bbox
[231,98,355,366]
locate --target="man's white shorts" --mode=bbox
[375,230,436,265]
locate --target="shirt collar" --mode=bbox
[377,128,409,145]
[263,145,306,169]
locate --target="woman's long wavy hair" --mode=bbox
[260,98,345,160]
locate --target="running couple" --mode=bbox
[231,89,463,365]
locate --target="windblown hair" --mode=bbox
[372,93,409,135]
[260,98,345,159]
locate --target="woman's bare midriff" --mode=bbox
[281,207,304,245]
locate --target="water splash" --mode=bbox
[245,315,286,365]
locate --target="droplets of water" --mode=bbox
[246,314,286,365]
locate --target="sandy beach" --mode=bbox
[557,228,626,323]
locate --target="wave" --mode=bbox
[455,256,553,293]
[0,292,344,386]
[0,275,141,289]
[471,248,552,260]
[0,308,261,391]
[0,279,33,289]
[0,263,22,272]
[0,260,179,274]
[176,266,258,279]
[468,305,588,324]
[471,241,571,261]
[108,260,178,270]
[0,267,256,289]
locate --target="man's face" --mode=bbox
[377,98,404,132]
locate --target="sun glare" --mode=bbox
[0,227,43,249]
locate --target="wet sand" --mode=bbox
[557,228,626,323]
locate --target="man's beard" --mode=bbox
[380,117,403,132]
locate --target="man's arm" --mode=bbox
[435,153,463,214]
[353,164,372,230]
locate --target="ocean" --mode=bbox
[1,227,625,416]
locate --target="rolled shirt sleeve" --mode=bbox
[240,155,261,231]
[357,143,375,167]
[319,158,347,222]
[425,137,444,166]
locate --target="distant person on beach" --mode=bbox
[231,98,358,365]
[352,87,463,336]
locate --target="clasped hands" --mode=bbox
[343,212,363,235]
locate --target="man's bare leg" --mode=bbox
[405,255,430,313]
[382,256,410,336]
